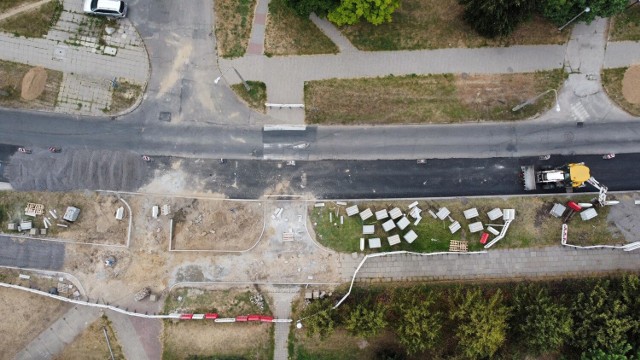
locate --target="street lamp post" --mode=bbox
[558,7,590,31]
[512,89,561,112]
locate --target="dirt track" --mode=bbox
[6,149,151,191]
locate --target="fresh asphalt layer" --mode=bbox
[0,236,65,270]
[2,141,638,198]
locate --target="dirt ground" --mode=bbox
[0,191,128,245]
[172,199,264,251]
[622,65,640,104]
[0,60,61,111]
[54,315,125,360]
[162,286,272,359]
[0,287,71,359]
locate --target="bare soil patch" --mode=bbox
[0,60,61,111]
[305,70,566,124]
[622,65,640,104]
[0,0,39,13]
[162,287,273,359]
[106,80,143,114]
[214,0,257,58]
[20,66,47,100]
[602,67,640,116]
[0,191,128,245]
[54,315,125,360]
[264,0,338,55]
[171,198,264,251]
[0,287,71,359]
[339,0,569,51]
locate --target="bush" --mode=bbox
[345,303,387,338]
[393,287,441,355]
[450,287,510,358]
[300,298,336,339]
[459,0,536,38]
[285,0,340,17]
[511,283,572,354]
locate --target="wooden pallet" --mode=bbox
[449,240,468,252]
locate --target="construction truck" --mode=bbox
[521,162,611,206]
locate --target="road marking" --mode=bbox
[263,125,307,131]
[570,102,589,122]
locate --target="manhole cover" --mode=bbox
[564,132,575,142]
[158,112,171,122]
[53,46,67,60]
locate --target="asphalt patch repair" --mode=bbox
[5,149,151,191]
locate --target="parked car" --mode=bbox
[83,0,127,18]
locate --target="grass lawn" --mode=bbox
[231,80,267,113]
[339,0,569,51]
[54,315,125,360]
[0,0,62,38]
[602,67,640,116]
[264,0,338,55]
[215,0,257,58]
[610,5,640,41]
[304,69,566,124]
[0,59,62,111]
[309,196,625,254]
[162,287,273,360]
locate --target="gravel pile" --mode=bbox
[5,149,150,191]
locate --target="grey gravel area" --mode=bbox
[0,235,65,270]
[5,149,151,191]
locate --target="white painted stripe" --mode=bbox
[263,125,307,131]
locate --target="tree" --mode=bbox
[511,283,572,354]
[450,288,510,359]
[570,280,633,354]
[394,289,442,355]
[345,303,388,338]
[541,0,628,27]
[300,298,336,339]
[285,0,340,17]
[327,0,400,26]
[459,0,536,38]
[621,275,640,348]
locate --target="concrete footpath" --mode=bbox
[339,246,640,282]
[15,306,100,360]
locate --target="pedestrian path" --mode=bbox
[309,14,358,53]
[271,287,300,360]
[15,306,100,360]
[339,246,640,282]
[246,0,270,55]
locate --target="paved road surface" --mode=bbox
[0,236,65,270]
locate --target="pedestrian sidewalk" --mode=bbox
[0,0,149,115]
[15,306,101,360]
[246,0,270,55]
[309,14,358,53]
[339,246,640,282]
[270,287,300,360]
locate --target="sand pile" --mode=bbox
[20,67,47,101]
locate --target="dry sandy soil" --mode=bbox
[622,65,640,104]
[0,287,71,359]
[0,191,128,245]
[0,60,61,111]
[172,199,264,251]
[162,287,272,359]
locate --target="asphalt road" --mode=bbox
[136,153,640,199]
[2,110,640,161]
[0,236,65,270]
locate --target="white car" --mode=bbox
[83,0,127,18]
